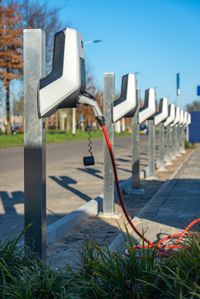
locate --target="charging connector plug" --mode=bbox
[78,92,105,126]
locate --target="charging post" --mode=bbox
[24,29,46,260]
[175,108,181,156]
[159,123,165,169]
[103,73,115,214]
[154,98,168,171]
[186,113,191,142]
[139,88,156,178]
[179,110,184,153]
[148,119,155,177]
[131,89,140,188]
[164,104,175,164]
[171,106,179,158]
[182,112,188,151]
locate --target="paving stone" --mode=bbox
[47,148,194,268]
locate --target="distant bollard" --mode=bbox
[103,73,115,215]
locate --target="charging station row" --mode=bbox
[23,27,191,259]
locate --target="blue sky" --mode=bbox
[50,0,200,108]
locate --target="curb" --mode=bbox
[47,199,98,243]
[108,149,195,253]
[45,176,133,243]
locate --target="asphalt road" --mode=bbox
[0,135,147,176]
[0,135,149,240]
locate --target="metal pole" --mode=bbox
[147,119,155,177]
[131,91,140,188]
[24,29,46,260]
[181,127,185,152]
[171,126,176,159]
[103,73,115,214]
[169,126,174,160]
[186,125,189,142]
[158,122,165,170]
[179,126,183,153]
[121,118,125,132]
[72,108,76,134]
[164,125,170,162]
[176,126,179,155]
[179,126,182,152]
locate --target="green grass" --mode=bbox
[0,130,131,148]
[185,139,196,149]
[0,134,24,148]
[0,232,199,298]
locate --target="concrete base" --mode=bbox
[145,176,158,181]
[164,160,173,166]
[157,167,167,172]
[98,212,121,219]
[123,188,145,196]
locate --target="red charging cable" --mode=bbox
[101,124,200,252]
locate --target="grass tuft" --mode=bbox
[0,232,199,298]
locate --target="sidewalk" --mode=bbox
[47,147,195,268]
[131,145,200,244]
[111,145,200,252]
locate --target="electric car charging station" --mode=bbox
[103,72,137,214]
[186,112,191,142]
[23,26,196,263]
[171,106,180,158]
[139,88,156,177]
[164,104,175,163]
[154,97,169,171]
[179,109,184,153]
[24,27,140,258]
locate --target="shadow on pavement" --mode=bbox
[76,167,103,180]
[49,176,92,202]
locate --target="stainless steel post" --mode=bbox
[147,119,155,177]
[169,126,174,160]
[158,122,165,170]
[179,126,182,153]
[176,126,179,155]
[24,29,46,259]
[181,127,185,152]
[165,125,170,162]
[172,126,176,157]
[72,108,76,135]
[131,91,140,188]
[103,73,115,214]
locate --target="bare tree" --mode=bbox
[0,0,66,131]
[21,0,66,70]
[76,72,103,129]
[0,2,23,133]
